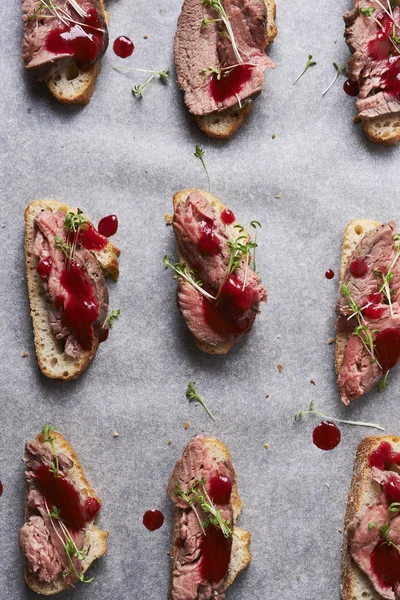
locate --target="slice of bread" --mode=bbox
[46,1,108,105]
[363,113,400,147]
[169,437,251,599]
[341,435,400,600]
[196,0,277,139]
[24,430,108,595]
[172,188,251,355]
[25,199,120,380]
[335,219,381,374]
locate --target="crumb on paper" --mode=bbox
[184,421,190,430]
[113,431,119,438]
[296,575,301,581]
[165,213,173,225]
[1,224,6,228]
[271,133,276,139]
[265,394,270,399]
[325,482,330,489]
[264,443,270,449]
[328,338,335,344]
[277,363,283,373]
[330,496,333,500]
[360,157,365,161]
[168,439,172,445]
[143,34,148,39]
[274,194,281,199]
[310,378,316,385]
[339,528,343,533]
[334,39,337,43]
[21,352,29,358]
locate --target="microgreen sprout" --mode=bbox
[114,67,169,97]
[105,309,120,329]
[55,236,72,258]
[175,477,232,537]
[378,371,390,392]
[250,220,262,272]
[360,6,376,17]
[28,0,103,33]
[369,504,400,554]
[41,423,62,478]
[293,55,317,85]
[294,400,385,430]
[186,381,215,421]
[322,62,346,96]
[163,255,216,301]
[341,284,381,366]
[202,0,242,64]
[194,145,211,193]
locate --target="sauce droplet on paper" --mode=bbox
[313,421,341,451]
[143,509,164,531]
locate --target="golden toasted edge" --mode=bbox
[168,437,251,600]
[24,431,108,595]
[25,199,119,381]
[341,436,400,600]
[363,114,400,147]
[46,2,108,105]
[335,219,381,375]
[196,0,276,139]
[172,188,252,355]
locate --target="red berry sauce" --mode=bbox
[143,509,164,531]
[220,209,235,226]
[371,541,400,590]
[36,257,53,278]
[113,36,134,58]
[369,441,400,470]
[343,79,359,96]
[325,269,335,280]
[198,218,221,255]
[210,64,254,103]
[80,223,108,251]
[208,475,232,504]
[312,421,341,451]
[98,214,118,238]
[350,257,369,278]
[200,525,232,583]
[0,480,3,497]
[375,328,400,371]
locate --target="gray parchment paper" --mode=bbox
[1,0,399,599]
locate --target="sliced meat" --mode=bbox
[168,437,234,600]
[34,209,109,357]
[172,190,267,347]
[336,222,400,404]
[174,0,275,116]
[344,1,400,120]
[22,0,108,80]
[19,516,64,584]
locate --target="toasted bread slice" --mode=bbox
[363,113,400,147]
[25,199,120,380]
[23,430,108,595]
[46,1,108,105]
[341,435,400,600]
[169,437,251,599]
[172,188,251,355]
[335,219,381,374]
[196,0,277,139]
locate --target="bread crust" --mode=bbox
[341,436,400,600]
[172,188,252,355]
[25,199,120,380]
[168,437,251,600]
[335,219,381,375]
[45,1,108,105]
[23,430,108,595]
[196,0,277,139]
[363,113,400,147]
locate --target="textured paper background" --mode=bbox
[0,0,399,598]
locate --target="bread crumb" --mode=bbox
[330,496,333,500]
[265,394,270,399]
[296,575,301,580]
[21,352,29,358]
[334,39,337,43]
[310,378,316,385]
[165,213,173,225]
[264,443,270,449]
[274,194,281,199]
[277,363,283,373]
[360,156,365,161]
[143,34,148,39]
[325,482,330,488]
[168,439,172,445]
[339,527,343,533]
[328,338,335,344]
[113,431,119,438]
[271,133,276,139]
[184,422,190,430]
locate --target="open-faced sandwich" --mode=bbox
[174,0,277,139]
[25,200,120,380]
[342,436,400,600]
[19,425,107,594]
[167,435,251,599]
[165,188,267,354]
[22,0,109,104]
[344,0,400,145]
[336,219,400,404]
